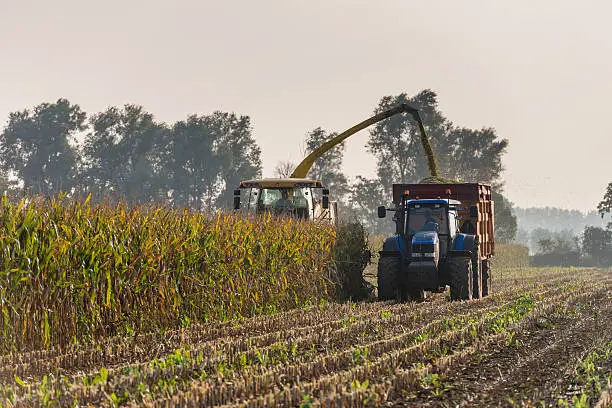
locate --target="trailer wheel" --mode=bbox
[472,252,483,299]
[378,256,400,301]
[449,257,473,301]
[482,259,492,297]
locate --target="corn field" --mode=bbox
[0,196,336,353]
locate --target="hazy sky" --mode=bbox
[1,0,610,212]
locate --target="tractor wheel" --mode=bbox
[448,257,473,301]
[378,256,400,301]
[407,290,427,302]
[472,252,483,299]
[482,259,492,297]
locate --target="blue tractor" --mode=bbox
[377,183,494,301]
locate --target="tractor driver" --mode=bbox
[273,189,294,214]
[421,208,440,232]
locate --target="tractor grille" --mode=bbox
[410,243,435,260]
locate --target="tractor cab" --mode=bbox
[233,178,335,223]
[402,199,461,259]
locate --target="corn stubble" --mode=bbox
[1,266,610,407]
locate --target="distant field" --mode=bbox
[2,267,610,407]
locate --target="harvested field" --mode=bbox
[2,267,611,407]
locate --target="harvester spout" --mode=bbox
[290,103,439,179]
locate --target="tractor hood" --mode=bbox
[411,231,439,246]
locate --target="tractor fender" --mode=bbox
[379,235,407,259]
[452,233,476,252]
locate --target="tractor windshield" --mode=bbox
[406,204,448,235]
[251,187,314,218]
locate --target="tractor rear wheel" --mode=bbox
[449,257,473,301]
[482,259,492,297]
[378,256,400,301]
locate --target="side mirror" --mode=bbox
[377,206,386,218]
[469,205,478,218]
[233,190,241,210]
[322,196,329,209]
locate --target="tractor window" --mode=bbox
[406,205,448,235]
[254,188,314,218]
[259,189,282,207]
[448,211,458,239]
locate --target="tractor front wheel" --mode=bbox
[378,256,400,301]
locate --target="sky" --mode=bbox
[0,0,610,212]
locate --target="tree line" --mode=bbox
[0,100,261,209]
[1,90,516,239]
[529,183,612,266]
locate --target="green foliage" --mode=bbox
[2,99,262,210]
[581,225,612,265]
[0,98,85,195]
[420,373,452,397]
[350,347,370,365]
[597,182,612,224]
[557,341,612,407]
[81,104,167,203]
[348,176,393,234]
[333,221,373,301]
[492,191,518,243]
[299,395,314,408]
[209,112,263,208]
[304,127,350,200]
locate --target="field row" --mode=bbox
[1,267,610,407]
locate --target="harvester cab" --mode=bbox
[377,184,494,302]
[233,178,336,223]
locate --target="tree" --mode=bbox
[581,226,612,265]
[0,99,85,195]
[273,161,295,178]
[211,112,262,209]
[442,127,508,189]
[304,127,350,200]
[167,115,224,209]
[81,105,167,203]
[348,176,393,234]
[597,182,612,229]
[0,172,19,197]
[492,191,518,243]
[537,237,555,254]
